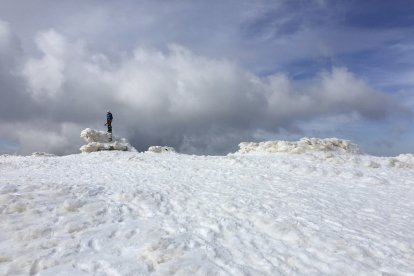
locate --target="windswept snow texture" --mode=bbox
[1,149,414,274]
[80,128,136,153]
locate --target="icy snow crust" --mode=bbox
[1,150,414,274]
[237,137,360,154]
[80,128,136,153]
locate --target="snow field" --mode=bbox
[0,150,414,275]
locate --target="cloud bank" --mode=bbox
[0,24,408,155]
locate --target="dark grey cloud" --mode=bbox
[0,21,43,128]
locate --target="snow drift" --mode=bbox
[30,152,56,157]
[236,137,360,154]
[147,146,176,153]
[80,128,136,153]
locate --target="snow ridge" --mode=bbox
[237,137,360,154]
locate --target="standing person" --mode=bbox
[105,110,113,132]
[105,111,113,141]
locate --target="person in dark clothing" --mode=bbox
[105,111,113,133]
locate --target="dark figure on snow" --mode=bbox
[105,111,113,133]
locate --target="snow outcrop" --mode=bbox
[31,152,56,157]
[80,128,136,153]
[147,146,176,153]
[387,154,414,168]
[80,128,112,143]
[236,137,360,154]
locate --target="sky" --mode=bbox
[0,0,414,156]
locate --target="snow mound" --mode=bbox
[30,152,56,157]
[80,128,112,143]
[80,128,136,153]
[236,137,360,154]
[394,153,414,163]
[147,146,176,153]
[386,154,414,168]
[80,142,131,153]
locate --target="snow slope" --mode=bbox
[1,143,414,275]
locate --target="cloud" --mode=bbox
[315,67,392,118]
[0,122,81,155]
[0,20,11,51]
[1,1,411,75]
[0,28,405,155]
[0,19,21,68]
[0,19,38,124]
[22,30,68,98]
[0,0,413,156]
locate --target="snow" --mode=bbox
[1,139,414,275]
[147,146,176,153]
[31,152,57,157]
[80,128,136,153]
[237,137,360,154]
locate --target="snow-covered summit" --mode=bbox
[236,137,360,155]
[1,146,414,274]
[80,128,136,153]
